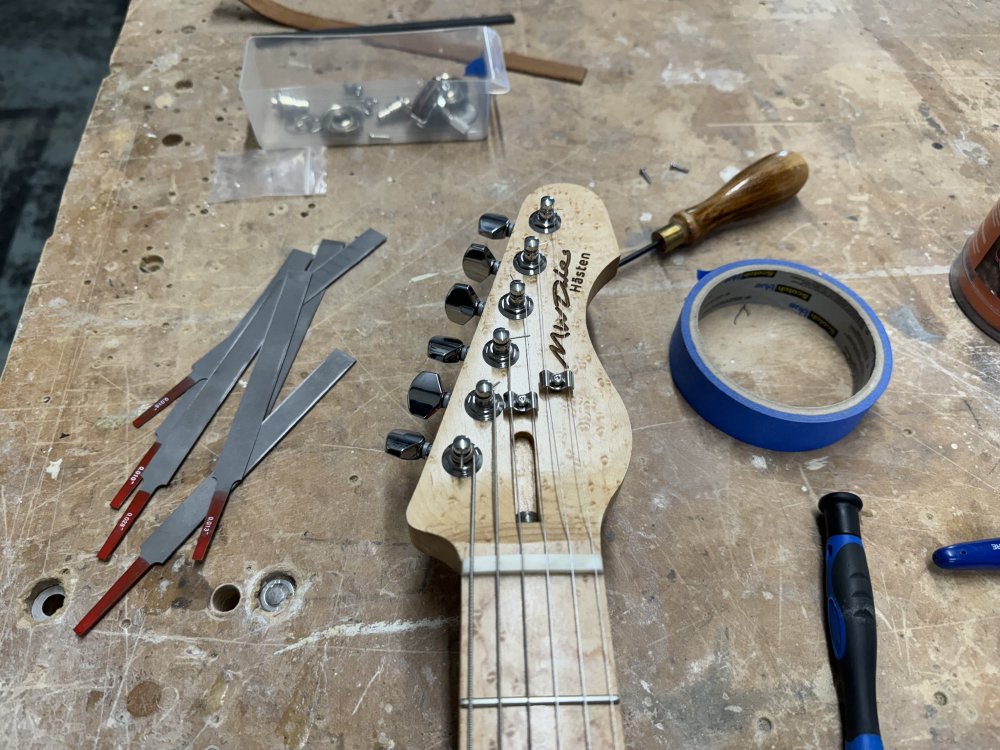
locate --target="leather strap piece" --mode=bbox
[237,0,588,84]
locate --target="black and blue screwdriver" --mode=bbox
[819,491,884,750]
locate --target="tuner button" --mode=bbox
[445,283,484,325]
[408,371,451,419]
[462,243,500,282]
[478,213,514,240]
[427,336,468,363]
[385,430,432,460]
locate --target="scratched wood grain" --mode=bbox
[1,0,1000,747]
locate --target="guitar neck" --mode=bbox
[458,543,625,748]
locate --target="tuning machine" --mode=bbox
[427,336,468,363]
[442,435,482,478]
[513,236,546,276]
[528,195,561,234]
[462,244,500,282]
[385,430,432,460]
[498,280,533,320]
[478,213,514,240]
[445,284,484,324]
[483,327,518,369]
[408,371,451,419]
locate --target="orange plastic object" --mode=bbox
[951,199,1000,342]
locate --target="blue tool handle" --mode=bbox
[932,537,1000,570]
[819,492,883,750]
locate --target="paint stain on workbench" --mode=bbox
[152,565,212,614]
[886,305,944,342]
[126,680,162,717]
[277,661,321,749]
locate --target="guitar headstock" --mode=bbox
[388,184,632,571]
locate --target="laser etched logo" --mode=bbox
[549,249,591,367]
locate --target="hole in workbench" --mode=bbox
[210,584,241,613]
[139,254,164,273]
[161,133,183,147]
[26,579,66,622]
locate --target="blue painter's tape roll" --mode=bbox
[669,259,892,452]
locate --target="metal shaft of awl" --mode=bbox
[74,349,356,636]
[191,270,310,561]
[99,230,385,556]
[112,249,313,506]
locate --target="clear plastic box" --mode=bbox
[240,27,510,149]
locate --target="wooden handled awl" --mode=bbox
[619,150,809,265]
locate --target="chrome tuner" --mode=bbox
[442,435,482,478]
[513,235,546,276]
[464,379,503,422]
[462,243,500,282]
[407,371,450,419]
[385,430,432,460]
[483,327,519,369]
[528,195,561,234]
[498,279,533,320]
[445,284,485,324]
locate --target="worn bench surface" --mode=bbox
[2,0,999,747]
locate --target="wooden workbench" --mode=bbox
[2,0,999,747]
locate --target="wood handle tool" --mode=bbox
[619,150,809,266]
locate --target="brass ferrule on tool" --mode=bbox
[651,222,687,254]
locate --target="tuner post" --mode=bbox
[483,327,519,369]
[465,379,502,422]
[513,235,547,276]
[442,435,483,478]
[529,195,561,234]
[498,279,533,320]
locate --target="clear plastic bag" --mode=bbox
[208,147,327,203]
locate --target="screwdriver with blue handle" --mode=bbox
[819,491,884,750]
[932,537,1000,569]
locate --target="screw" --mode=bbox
[258,575,295,612]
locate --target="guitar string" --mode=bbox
[567,391,621,746]
[466,443,479,750]
[491,396,506,748]
[554,227,623,748]
[531,231,593,749]
[502,360,537,749]
[503,314,535,747]
[515,287,565,749]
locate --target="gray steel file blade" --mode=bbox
[139,350,355,564]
